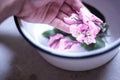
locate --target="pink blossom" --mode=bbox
[79,7,103,26]
[88,21,101,37]
[48,34,64,49]
[56,38,68,50]
[76,33,85,43]
[69,21,100,44]
[69,24,81,37]
[79,7,93,23]
[70,24,88,37]
[64,41,80,50]
[79,24,88,33]
[48,34,79,50]
[84,36,96,45]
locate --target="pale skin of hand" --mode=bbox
[0,0,84,33]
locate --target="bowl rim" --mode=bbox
[14,16,120,59]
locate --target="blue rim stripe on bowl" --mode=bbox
[14,16,120,59]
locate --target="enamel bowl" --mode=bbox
[14,0,120,71]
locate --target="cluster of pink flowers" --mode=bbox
[48,7,103,50]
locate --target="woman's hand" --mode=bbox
[17,0,84,33]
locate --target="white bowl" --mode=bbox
[14,0,120,71]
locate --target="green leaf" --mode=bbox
[53,28,77,40]
[81,37,105,51]
[69,35,76,40]
[101,23,109,33]
[42,28,71,39]
[53,28,70,36]
[42,30,56,39]
[98,23,109,38]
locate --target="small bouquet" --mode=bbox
[43,7,109,51]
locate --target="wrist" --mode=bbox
[0,0,25,22]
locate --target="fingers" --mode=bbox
[43,2,64,24]
[57,11,68,20]
[50,0,83,33]
[60,3,75,16]
[47,0,84,33]
[65,0,83,12]
[50,18,70,33]
[50,4,72,33]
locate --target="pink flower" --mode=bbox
[48,34,64,49]
[79,7,92,23]
[70,24,88,37]
[88,21,101,37]
[48,34,79,50]
[76,33,85,43]
[69,21,100,44]
[69,24,81,37]
[84,36,96,45]
[91,14,103,23]
[79,7,103,24]
[79,24,88,33]
[64,41,80,49]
